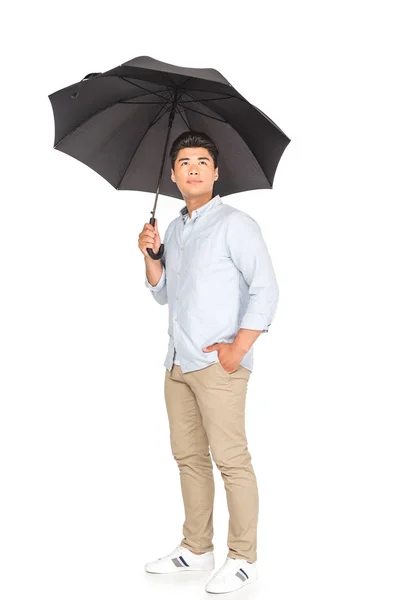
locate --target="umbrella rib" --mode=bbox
[118,76,175,102]
[119,96,235,106]
[119,86,176,107]
[151,104,174,128]
[179,104,228,123]
[116,99,172,190]
[161,70,181,90]
[178,75,194,87]
[177,95,238,104]
[119,100,176,105]
[179,87,239,99]
[184,88,288,136]
[118,92,238,108]
[180,89,234,123]
[175,105,192,130]
[182,88,232,109]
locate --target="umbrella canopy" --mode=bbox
[48,55,290,200]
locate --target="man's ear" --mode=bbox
[171,167,175,183]
[214,167,219,180]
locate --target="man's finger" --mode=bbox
[202,344,218,352]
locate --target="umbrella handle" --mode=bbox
[146,216,165,260]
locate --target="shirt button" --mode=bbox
[178,271,181,275]
[176,296,179,300]
[180,247,184,251]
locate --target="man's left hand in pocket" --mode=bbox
[202,342,245,374]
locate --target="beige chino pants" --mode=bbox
[164,361,259,563]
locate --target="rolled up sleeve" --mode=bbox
[226,211,279,333]
[144,255,168,305]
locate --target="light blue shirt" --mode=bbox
[144,194,279,374]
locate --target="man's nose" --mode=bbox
[189,165,199,174]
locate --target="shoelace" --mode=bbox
[210,557,238,579]
[158,545,185,561]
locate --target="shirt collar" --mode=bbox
[180,194,222,223]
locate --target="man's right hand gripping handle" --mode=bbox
[139,219,164,287]
[146,217,164,260]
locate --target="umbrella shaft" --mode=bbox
[151,89,180,221]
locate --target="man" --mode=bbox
[138,131,279,594]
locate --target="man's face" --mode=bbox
[171,147,218,198]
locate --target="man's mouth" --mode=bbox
[187,180,202,183]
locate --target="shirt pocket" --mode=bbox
[188,235,220,269]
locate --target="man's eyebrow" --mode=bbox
[178,156,210,162]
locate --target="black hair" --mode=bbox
[169,131,219,170]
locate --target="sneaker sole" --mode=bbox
[145,565,215,573]
[145,559,215,574]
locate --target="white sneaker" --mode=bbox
[205,557,258,593]
[144,544,215,574]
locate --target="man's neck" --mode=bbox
[185,193,213,219]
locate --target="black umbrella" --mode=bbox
[48,55,290,260]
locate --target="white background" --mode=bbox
[1,1,399,599]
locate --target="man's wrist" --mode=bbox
[232,328,263,355]
[231,338,248,356]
